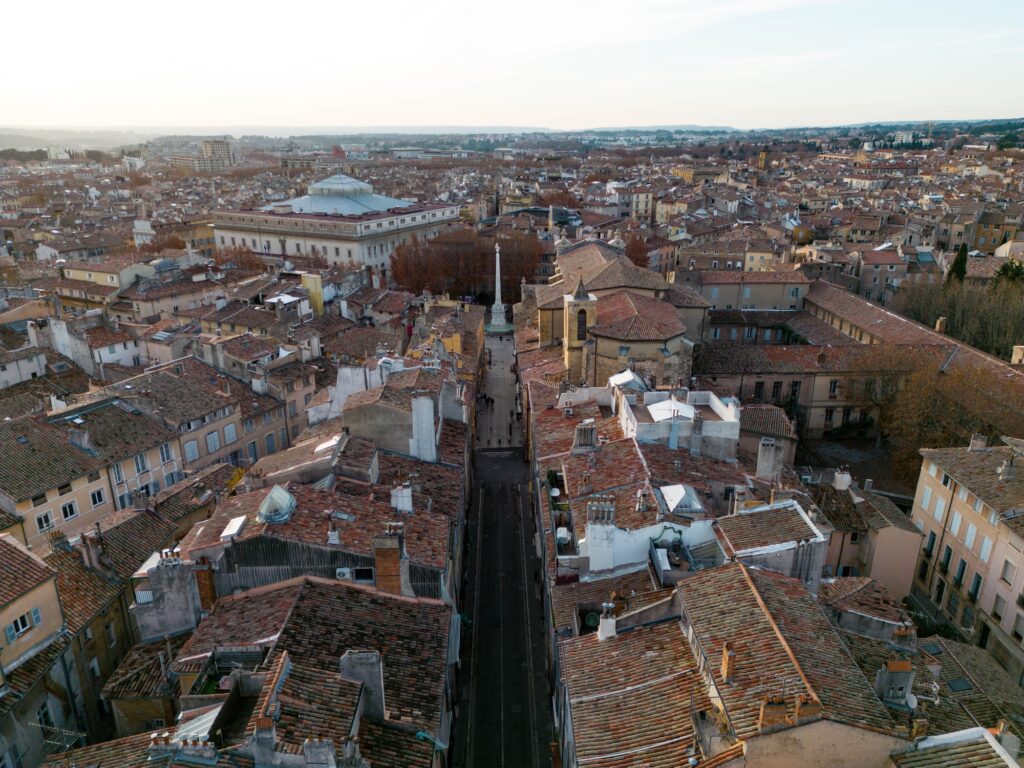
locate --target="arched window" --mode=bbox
[577,309,587,341]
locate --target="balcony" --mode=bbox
[939,561,950,575]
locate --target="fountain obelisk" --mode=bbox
[487,242,513,333]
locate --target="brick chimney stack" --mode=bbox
[372,523,413,596]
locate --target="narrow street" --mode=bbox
[452,334,552,767]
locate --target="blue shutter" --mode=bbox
[30,608,41,626]
[4,624,15,644]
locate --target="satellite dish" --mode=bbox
[906,693,918,710]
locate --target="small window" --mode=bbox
[134,453,149,474]
[112,462,124,484]
[183,440,199,462]
[61,500,77,521]
[89,657,100,679]
[206,431,221,453]
[224,423,238,444]
[353,567,375,582]
[159,442,173,463]
[57,483,72,496]
[87,470,100,482]
[36,512,54,533]
[104,622,116,647]
[31,492,47,508]
[1002,560,1017,585]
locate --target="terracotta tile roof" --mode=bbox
[533,401,622,461]
[589,290,687,341]
[740,404,797,440]
[358,721,435,767]
[102,634,188,700]
[550,566,661,633]
[920,445,1024,516]
[0,533,54,607]
[558,620,707,767]
[42,732,252,768]
[891,731,1015,768]
[48,399,177,464]
[818,577,908,625]
[676,563,897,738]
[44,544,122,635]
[155,463,240,524]
[180,485,451,570]
[0,634,70,722]
[266,577,451,731]
[324,326,400,362]
[699,270,810,284]
[94,508,176,580]
[714,503,822,557]
[273,662,362,752]
[172,580,304,674]
[0,417,104,502]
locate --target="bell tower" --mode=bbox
[563,272,597,384]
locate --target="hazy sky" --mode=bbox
[7,0,1023,131]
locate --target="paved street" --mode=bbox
[452,335,552,767]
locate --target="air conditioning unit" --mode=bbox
[335,567,353,581]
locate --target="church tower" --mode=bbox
[562,273,597,384]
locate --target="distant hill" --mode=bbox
[585,124,737,132]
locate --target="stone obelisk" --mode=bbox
[487,242,512,333]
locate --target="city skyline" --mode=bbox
[9,0,1024,131]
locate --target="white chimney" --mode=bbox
[833,470,852,491]
[390,483,414,513]
[409,395,437,463]
[597,602,617,641]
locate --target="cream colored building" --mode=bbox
[909,436,1024,679]
[0,419,114,555]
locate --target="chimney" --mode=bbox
[597,602,617,641]
[756,437,783,483]
[817,350,827,367]
[571,418,597,453]
[873,658,914,708]
[636,488,649,515]
[1012,345,1024,366]
[371,523,413,596]
[910,717,929,740]
[410,395,437,463]
[998,457,1017,482]
[832,469,852,491]
[934,316,948,334]
[221,378,231,395]
[758,696,788,731]
[889,624,918,654]
[81,524,110,575]
[720,641,736,683]
[68,428,92,452]
[194,557,218,610]
[996,720,1021,759]
[253,716,277,751]
[339,650,386,723]
[390,483,413,514]
[968,434,989,452]
[326,514,340,546]
[578,471,593,496]
[302,737,337,767]
[792,694,822,724]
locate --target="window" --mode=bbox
[964,523,977,550]
[753,381,765,399]
[790,381,801,400]
[112,462,124,484]
[37,701,54,729]
[262,411,273,426]
[941,545,952,569]
[57,482,72,496]
[928,462,937,477]
[950,510,962,537]
[265,433,276,455]
[1015,614,1024,642]
[206,431,221,453]
[159,442,173,463]
[89,657,100,679]
[969,573,982,600]
[771,381,782,400]
[947,589,960,618]
[934,495,945,521]
[288,401,298,418]
[921,485,932,512]
[134,453,148,473]
[280,428,287,448]
[942,472,952,488]
[60,500,77,521]
[824,408,835,423]
[36,512,54,533]
[1003,560,1018,585]
[90,488,105,507]
[104,622,116,647]
[224,423,238,444]
[247,441,258,462]
[5,612,31,643]
[31,492,47,508]
[244,418,255,434]
[925,531,936,555]
[183,440,199,462]
[981,536,993,563]
[828,379,838,396]
[954,559,966,586]
[994,594,1007,621]
[576,309,587,341]
[958,486,969,502]
[2,742,23,768]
